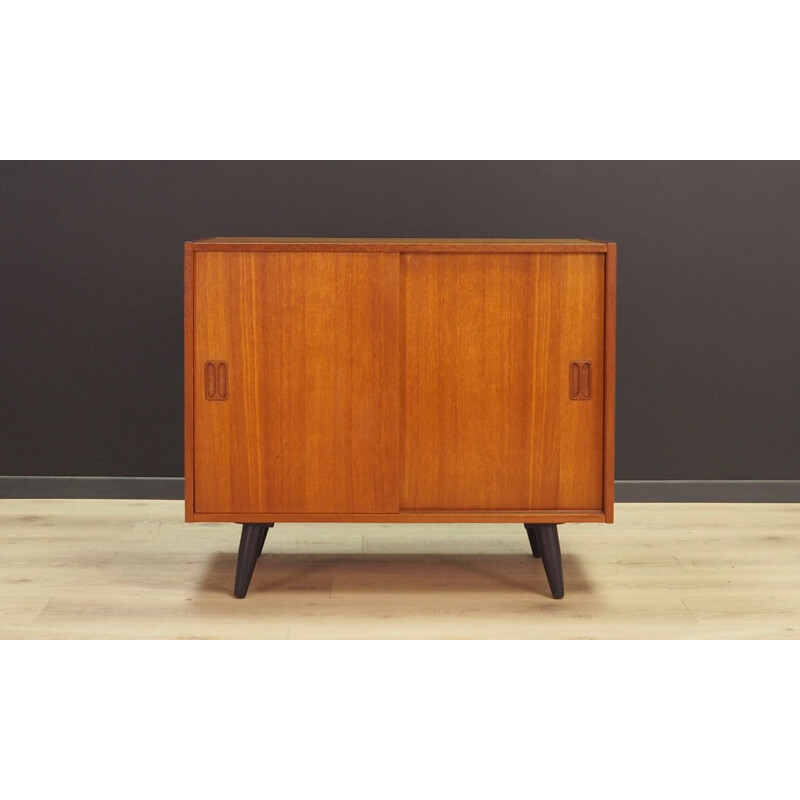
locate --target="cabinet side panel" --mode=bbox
[193,251,400,514]
[402,253,604,511]
[604,243,617,522]
[184,243,195,521]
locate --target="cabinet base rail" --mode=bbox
[233,522,565,600]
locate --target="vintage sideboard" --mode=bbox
[184,238,616,599]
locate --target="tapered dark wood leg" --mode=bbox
[536,524,564,599]
[235,524,268,598]
[523,523,542,558]
[258,523,273,557]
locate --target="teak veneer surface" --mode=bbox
[402,253,604,511]
[185,239,615,523]
[603,243,617,522]
[193,251,399,514]
[189,238,608,253]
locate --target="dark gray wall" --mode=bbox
[1,162,798,480]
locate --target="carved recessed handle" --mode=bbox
[569,361,591,400]
[205,361,228,400]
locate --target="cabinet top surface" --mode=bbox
[188,237,610,253]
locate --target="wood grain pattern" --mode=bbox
[604,243,617,522]
[185,239,615,523]
[184,243,195,522]
[190,510,607,523]
[192,251,400,514]
[189,238,608,254]
[401,253,605,511]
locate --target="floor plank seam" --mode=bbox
[671,554,690,574]
[29,597,55,627]
[680,599,702,625]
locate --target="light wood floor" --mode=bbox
[0,500,797,639]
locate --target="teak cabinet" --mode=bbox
[185,238,617,599]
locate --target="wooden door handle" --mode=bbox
[205,360,228,400]
[569,361,591,400]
